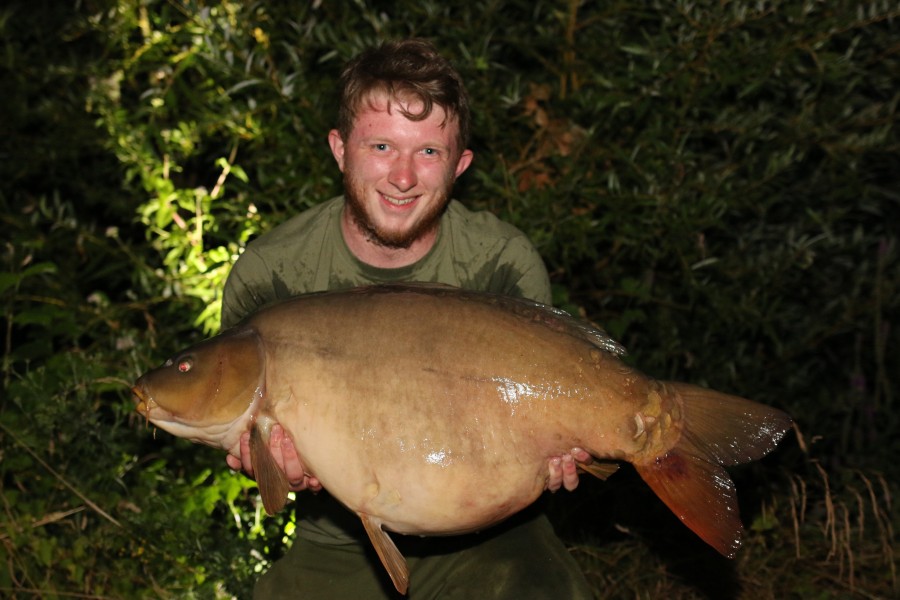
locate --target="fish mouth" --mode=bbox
[131,385,156,420]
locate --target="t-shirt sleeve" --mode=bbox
[489,235,552,304]
[219,198,341,330]
[220,247,274,330]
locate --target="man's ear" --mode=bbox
[454,149,474,179]
[328,129,346,172]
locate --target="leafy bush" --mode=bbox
[2,0,897,597]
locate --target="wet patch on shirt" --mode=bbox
[271,270,292,299]
[469,261,526,298]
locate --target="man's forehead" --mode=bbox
[344,92,465,155]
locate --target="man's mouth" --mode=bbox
[382,193,417,207]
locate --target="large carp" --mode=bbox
[132,284,791,594]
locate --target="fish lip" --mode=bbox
[131,385,155,418]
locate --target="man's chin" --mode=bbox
[344,180,449,251]
[364,225,425,250]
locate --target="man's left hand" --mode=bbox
[546,448,591,492]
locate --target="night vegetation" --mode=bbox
[2,1,897,598]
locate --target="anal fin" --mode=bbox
[360,513,409,595]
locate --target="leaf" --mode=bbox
[0,272,20,295]
[225,78,264,96]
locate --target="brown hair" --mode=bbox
[336,39,471,153]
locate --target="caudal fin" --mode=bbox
[633,382,791,557]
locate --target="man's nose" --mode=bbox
[388,154,417,192]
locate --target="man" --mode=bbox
[222,39,592,599]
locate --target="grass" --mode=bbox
[563,461,898,599]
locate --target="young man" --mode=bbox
[222,39,593,599]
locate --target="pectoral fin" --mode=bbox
[249,424,291,516]
[360,513,409,595]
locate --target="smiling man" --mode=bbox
[221,39,593,599]
[331,90,473,265]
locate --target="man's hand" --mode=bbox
[546,448,592,492]
[225,424,322,493]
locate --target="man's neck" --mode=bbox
[340,208,438,269]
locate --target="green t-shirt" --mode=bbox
[220,195,551,545]
[221,196,551,329]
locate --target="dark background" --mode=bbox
[2,1,897,597]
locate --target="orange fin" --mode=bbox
[669,382,793,466]
[249,424,291,516]
[634,382,791,557]
[578,460,620,480]
[635,446,743,556]
[360,513,409,594]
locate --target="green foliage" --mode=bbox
[2,0,897,597]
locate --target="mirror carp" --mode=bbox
[132,284,791,594]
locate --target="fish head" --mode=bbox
[132,326,265,450]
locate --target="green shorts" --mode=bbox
[254,506,593,599]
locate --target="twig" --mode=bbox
[0,421,121,528]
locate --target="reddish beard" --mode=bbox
[343,171,453,250]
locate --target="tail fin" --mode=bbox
[633,382,791,557]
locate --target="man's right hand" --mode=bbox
[225,424,322,493]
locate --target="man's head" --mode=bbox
[329,40,474,258]
[336,39,471,157]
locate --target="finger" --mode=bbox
[270,424,309,491]
[225,453,241,471]
[262,424,322,494]
[268,424,286,470]
[561,453,579,491]
[547,457,563,492]
[571,447,593,464]
[239,431,254,477]
[281,435,305,483]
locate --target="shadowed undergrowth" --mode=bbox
[2,1,897,598]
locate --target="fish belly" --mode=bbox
[255,288,642,534]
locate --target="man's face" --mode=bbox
[329,93,473,249]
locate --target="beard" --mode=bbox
[343,171,453,250]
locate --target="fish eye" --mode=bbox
[177,358,193,373]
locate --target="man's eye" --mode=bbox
[374,143,388,151]
[422,148,437,156]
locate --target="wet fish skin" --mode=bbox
[132,283,792,594]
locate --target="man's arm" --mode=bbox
[220,248,275,330]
